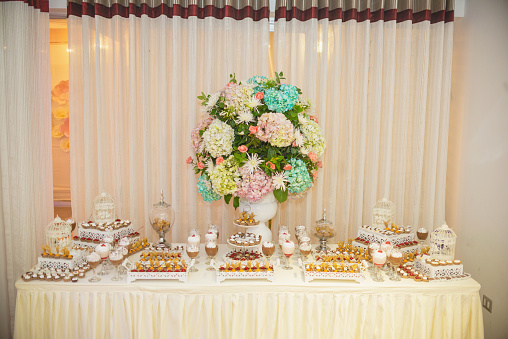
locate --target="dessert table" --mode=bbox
[14,244,484,339]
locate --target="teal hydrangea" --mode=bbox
[263,84,299,113]
[284,158,312,194]
[247,76,269,93]
[197,174,221,203]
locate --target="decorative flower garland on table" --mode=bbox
[188,72,326,207]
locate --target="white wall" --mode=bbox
[446,1,508,338]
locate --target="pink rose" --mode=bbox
[308,152,318,163]
[255,92,264,100]
[216,156,224,165]
[310,115,319,123]
[186,156,193,164]
[317,161,323,168]
[266,162,275,170]
[249,125,259,134]
[238,145,248,153]
[312,171,317,179]
[292,141,297,147]
[283,164,292,171]
[197,162,205,169]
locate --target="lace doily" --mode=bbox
[352,241,419,255]
[357,229,415,246]
[414,259,463,278]
[78,226,134,241]
[37,249,88,270]
[216,268,276,283]
[126,271,187,283]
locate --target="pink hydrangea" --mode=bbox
[255,113,295,147]
[191,117,213,153]
[235,168,273,202]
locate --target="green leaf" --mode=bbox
[273,189,288,203]
[224,194,232,204]
[267,146,276,160]
[233,197,240,209]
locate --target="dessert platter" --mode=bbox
[413,257,470,281]
[21,262,92,283]
[38,244,89,270]
[232,211,260,227]
[226,232,262,248]
[352,224,420,255]
[216,260,277,283]
[301,261,366,283]
[301,241,367,282]
[124,248,190,283]
[223,249,263,263]
[73,219,138,249]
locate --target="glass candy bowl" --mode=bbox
[313,209,335,252]
[149,191,175,249]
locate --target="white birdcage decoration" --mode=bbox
[372,198,396,229]
[430,223,457,261]
[93,191,115,224]
[45,216,72,252]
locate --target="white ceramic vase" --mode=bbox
[238,192,277,242]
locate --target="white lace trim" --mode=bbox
[414,259,463,278]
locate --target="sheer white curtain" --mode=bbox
[0,0,53,336]
[68,1,270,242]
[274,0,454,238]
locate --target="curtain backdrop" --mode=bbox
[68,0,270,242]
[274,0,454,238]
[0,0,53,336]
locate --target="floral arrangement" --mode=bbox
[51,80,70,152]
[188,73,326,207]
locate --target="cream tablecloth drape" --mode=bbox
[14,246,483,339]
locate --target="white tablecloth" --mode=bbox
[14,245,484,339]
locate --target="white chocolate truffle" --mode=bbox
[86,252,101,263]
[262,241,274,248]
[372,250,387,267]
[300,242,312,251]
[187,234,200,245]
[281,240,295,255]
[381,241,393,254]
[205,232,217,242]
[118,237,130,247]
[94,244,110,259]
[109,251,123,261]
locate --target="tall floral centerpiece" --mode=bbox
[188,73,326,239]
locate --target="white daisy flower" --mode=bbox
[235,109,254,125]
[246,97,261,109]
[204,92,221,112]
[242,153,263,174]
[293,129,304,147]
[272,172,289,191]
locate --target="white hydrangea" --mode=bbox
[202,119,235,158]
[298,115,326,157]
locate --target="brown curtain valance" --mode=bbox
[0,0,49,11]
[68,0,270,20]
[275,0,454,23]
